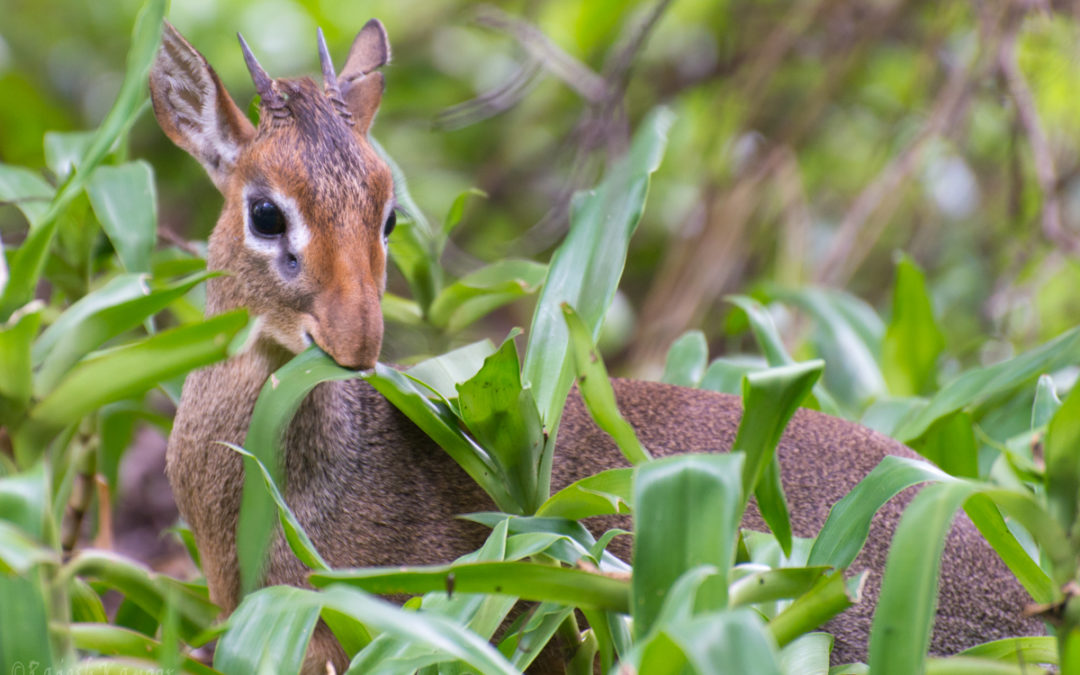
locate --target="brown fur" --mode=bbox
[152,22,1043,674]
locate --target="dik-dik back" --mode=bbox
[150,20,1042,673]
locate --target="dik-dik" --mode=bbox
[150,19,1041,673]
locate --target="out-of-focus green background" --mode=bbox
[3,0,1080,377]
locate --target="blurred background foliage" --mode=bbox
[3,0,1080,377]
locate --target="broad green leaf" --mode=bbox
[312,560,629,611]
[499,602,575,671]
[727,295,842,416]
[924,656,1050,674]
[734,361,823,556]
[633,454,744,637]
[381,291,423,325]
[364,363,514,509]
[0,0,165,320]
[564,304,650,465]
[323,585,520,675]
[33,271,216,395]
[0,574,55,673]
[661,330,708,387]
[43,130,96,179]
[893,325,1080,443]
[67,624,219,675]
[767,570,857,648]
[0,163,54,226]
[70,578,108,624]
[464,513,631,572]
[428,259,546,333]
[215,586,320,675]
[910,411,979,478]
[0,520,57,574]
[406,337,497,401]
[235,346,362,595]
[1032,374,1062,429]
[769,288,887,408]
[63,550,218,643]
[0,462,50,540]
[633,609,783,675]
[958,636,1058,663]
[85,161,158,273]
[881,255,944,396]
[700,357,765,395]
[868,481,974,674]
[1044,379,1080,535]
[779,632,833,675]
[457,334,544,511]
[29,309,248,430]
[523,107,674,431]
[535,468,632,519]
[0,302,42,423]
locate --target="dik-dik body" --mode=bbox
[150,20,1041,673]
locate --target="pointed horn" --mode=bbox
[238,32,281,106]
[317,28,340,96]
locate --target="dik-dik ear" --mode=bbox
[149,22,255,192]
[339,19,391,135]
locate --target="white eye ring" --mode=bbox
[380,200,396,245]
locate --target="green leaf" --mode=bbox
[1032,374,1062,429]
[909,411,979,478]
[535,468,632,519]
[406,337,497,401]
[29,309,248,430]
[661,330,709,387]
[443,187,488,237]
[456,334,545,512]
[0,302,42,423]
[768,288,886,409]
[632,454,744,637]
[68,624,220,675]
[727,295,842,416]
[1044,379,1080,536]
[734,361,823,556]
[523,107,674,431]
[428,259,546,333]
[312,560,629,611]
[957,636,1058,664]
[43,130,96,180]
[0,520,57,574]
[767,570,857,648]
[881,255,945,396]
[0,0,165,320]
[729,566,834,607]
[0,574,56,673]
[779,632,833,675]
[371,136,442,313]
[700,357,765,395]
[868,481,974,675]
[235,346,362,595]
[85,161,158,273]
[225,443,329,573]
[563,303,650,465]
[215,586,320,675]
[0,462,50,540]
[0,163,54,226]
[893,325,1080,443]
[631,609,783,675]
[364,363,514,509]
[33,271,216,396]
[63,550,219,643]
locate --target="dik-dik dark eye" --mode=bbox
[250,199,286,236]
[383,209,396,239]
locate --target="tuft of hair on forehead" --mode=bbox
[251,76,374,199]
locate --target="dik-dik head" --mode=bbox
[149,21,395,369]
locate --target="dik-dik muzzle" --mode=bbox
[150,20,394,370]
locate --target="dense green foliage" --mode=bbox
[4,0,1080,673]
